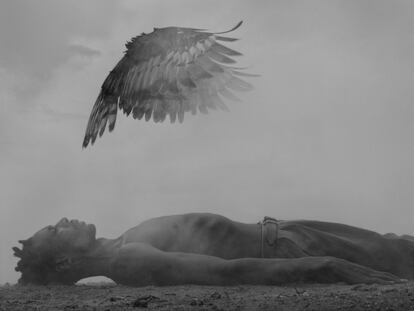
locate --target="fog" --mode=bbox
[1,0,414,284]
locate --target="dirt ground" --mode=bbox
[1,281,414,311]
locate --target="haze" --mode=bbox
[1,0,414,284]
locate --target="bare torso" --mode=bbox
[120,213,414,278]
[122,213,262,258]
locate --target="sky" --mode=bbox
[1,0,414,284]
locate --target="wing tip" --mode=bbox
[215,20,243,34]
[234,20,243,31]
[82,136,90,149]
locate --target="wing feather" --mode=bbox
[178,101,185,123]
[215,36,238,42]
[219,88,241,102]
[205,49,236,64]
[226,75,253,92]
[211,93,229,111]
[132,104,145,120]
[211,42,242,56]
[231,70,261,77]
[197,56,225,73]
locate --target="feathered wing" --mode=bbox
[83,21,256,147]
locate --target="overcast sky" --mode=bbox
[1,0,414,284]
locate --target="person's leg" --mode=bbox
[279,220,414,279]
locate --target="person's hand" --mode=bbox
[320,257,405,285]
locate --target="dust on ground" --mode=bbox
[1,281,414,311]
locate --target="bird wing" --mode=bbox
[83,21,256,147]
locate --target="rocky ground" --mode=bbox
[1,282,414,311]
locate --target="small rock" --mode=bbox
[132,295,160,308]
[190,298,204,306]
[294,287,306,295]
[210,291,222,299]
[381,288,397,293]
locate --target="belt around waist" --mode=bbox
[257,216,279,258]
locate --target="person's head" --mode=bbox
[13,218,96,285]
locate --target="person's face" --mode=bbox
[30,218,96,253]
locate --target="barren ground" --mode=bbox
[1,282,414,311]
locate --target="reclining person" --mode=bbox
[13,213,413,286]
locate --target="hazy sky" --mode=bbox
[1,0,414,284]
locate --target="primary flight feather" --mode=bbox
[83,21,255,148]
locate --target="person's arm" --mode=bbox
[109,242,402,286]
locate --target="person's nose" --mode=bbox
[57,217,69,225]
